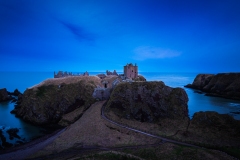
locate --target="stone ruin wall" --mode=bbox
[54,71,89,78]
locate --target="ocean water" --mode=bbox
[0,72,53,146]
[0,72,240,147]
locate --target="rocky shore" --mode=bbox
[185,73,240,100]
[0,88,22,102]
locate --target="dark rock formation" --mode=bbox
[8,89,22,97]
[6,128,21,140]
[13,89,22,96]
[0,88,12,102]
[0,130,13,148]
[12,80,96,126]
[106,81,188,122]
[185,73,240,100]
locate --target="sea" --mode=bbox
[0,72,240,147]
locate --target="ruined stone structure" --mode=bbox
[54,71,88,78]
[106,70,118,76]
[124,63,138,79]
[54,71,73,78]
[83,71,89,76]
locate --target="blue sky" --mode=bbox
[0,0,240,73]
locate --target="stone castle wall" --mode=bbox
[124,63,138,79]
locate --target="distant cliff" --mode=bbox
[185,73,240,100]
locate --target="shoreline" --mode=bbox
[0,127,66,159]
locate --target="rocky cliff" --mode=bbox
[0,88,12,102]
[105,81,189,122]
[12,76,101,126]
[185,73,240,100]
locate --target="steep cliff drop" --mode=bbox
[185,73,240,100]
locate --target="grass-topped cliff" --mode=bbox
[185,73,240,100]
[13,76,102,126]
[105,81,189,136]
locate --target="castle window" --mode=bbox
[132,70,133,72]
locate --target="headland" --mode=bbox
[0,64,240,159]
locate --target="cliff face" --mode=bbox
[13,77,99,126]
[185,73,240,100]
[105,81,189,122]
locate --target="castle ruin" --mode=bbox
[124,63,138,79]
[54,71,88,78]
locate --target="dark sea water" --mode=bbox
[0,72,240,147]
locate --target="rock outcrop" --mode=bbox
[12,76,100,126]
[185,73,240,100]
[10,89,22,97]
[105,81,188,122]
[0,88,12,102]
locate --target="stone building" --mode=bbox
[124,63,138,79]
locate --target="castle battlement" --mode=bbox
[124,63,138,79]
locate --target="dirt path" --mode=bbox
[0,128,66,160]
[101,103,199,148]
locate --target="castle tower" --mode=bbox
[124,63,138,79]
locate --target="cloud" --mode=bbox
[59,20,95,41]
[133,46,181,60]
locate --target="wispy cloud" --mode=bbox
[59,20,95,41]
[133,46,181,60]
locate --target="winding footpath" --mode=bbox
[101,104,200,148]
[101,103,238,160]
